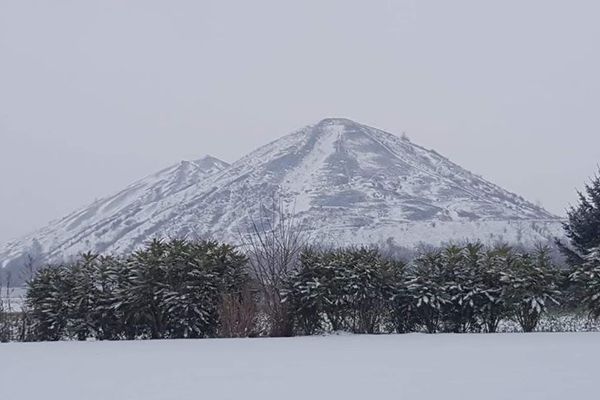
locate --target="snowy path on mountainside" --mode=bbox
[281,124,341,213]
[1,333,597,400]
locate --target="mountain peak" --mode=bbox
[316,117,358,126]
[190,155,229,169]
[192,154,225,163]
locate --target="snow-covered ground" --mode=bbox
[1,333,598,400]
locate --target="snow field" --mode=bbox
[1,333,598,400]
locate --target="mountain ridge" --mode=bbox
[1,118,563,274]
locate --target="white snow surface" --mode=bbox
[1,333,597,400]
[0,118,564,271]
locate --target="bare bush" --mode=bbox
[240,196,309,337]
[218,289,258,338]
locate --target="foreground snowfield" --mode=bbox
[1,333,598,400]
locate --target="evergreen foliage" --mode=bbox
[559,171,600,321]
[27,265,71,341]
[283,247,401,335]
[502,247,559,332]
[559,171,600,264]
[284,243,561,335]
[570,246,600,319]
[21,240,570,341]
[475,246,513,333]
[26,239,249,341]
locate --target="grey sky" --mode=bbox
[1,0,599,244]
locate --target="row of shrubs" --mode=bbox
[23,240,251,341]
[3,239,600,342]
[284,244,562,335]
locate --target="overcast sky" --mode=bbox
[1,0,599,244]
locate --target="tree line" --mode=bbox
[0,239,594,342]
[23,240,251,341]
[285,244,563,335]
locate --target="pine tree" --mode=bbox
[558,171,600,265]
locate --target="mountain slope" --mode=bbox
[0,155,230,270]
[1,119,563,272]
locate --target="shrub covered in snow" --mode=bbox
[11,240,600,342]
[284,243,566,336]
[25,239,250,341]
[569,247,600,319]
[283,247,401,335]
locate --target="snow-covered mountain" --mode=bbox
[1,118,563,273]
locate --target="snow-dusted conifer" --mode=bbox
[503,247,559,332]
[405,251,448,333]
[570,246,600,319]
[26,265,71,341]
[559,170,600,265]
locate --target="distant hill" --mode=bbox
[0,118,564,277]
